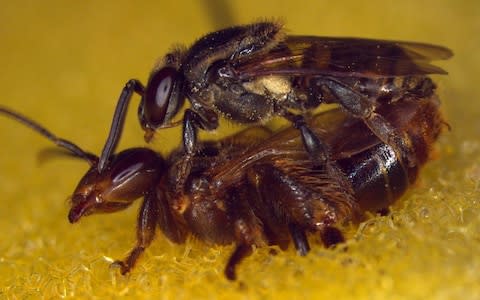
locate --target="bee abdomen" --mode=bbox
[337,97,443,211]
[354,76,436,103]
[337,143,410,212]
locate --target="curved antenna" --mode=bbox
[0,106,98,165]
[97,79,144,172]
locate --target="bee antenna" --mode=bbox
[97,79,144,173]
[0,106,98,165]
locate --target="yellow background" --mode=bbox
[0,1,479,299]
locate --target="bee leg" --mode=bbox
[224,244,252,281]
[363,112,416,167]
[224,189,267,280]
[111,192,158,275]
[320,226,345,248]
[321,78,417,167]
[278,109,329,165]
[288,223,310,256]
[157,188,187,244]
[175,108,219,195]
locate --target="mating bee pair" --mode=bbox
[0,21,451,280]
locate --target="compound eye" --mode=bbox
[108,148,164,200]
[143,67,178,128]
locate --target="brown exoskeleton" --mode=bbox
[97,21,452,194]
[0,92,443,280]
[174,94,444,279]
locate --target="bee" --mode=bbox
[0,92,443,280]
[96,21,452,190]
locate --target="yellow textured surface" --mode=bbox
[0,1,478,299]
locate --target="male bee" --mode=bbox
[97,21,452,190]
[0,92,443,280]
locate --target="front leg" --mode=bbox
[175,108,219,196]
[112,192,158,275]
